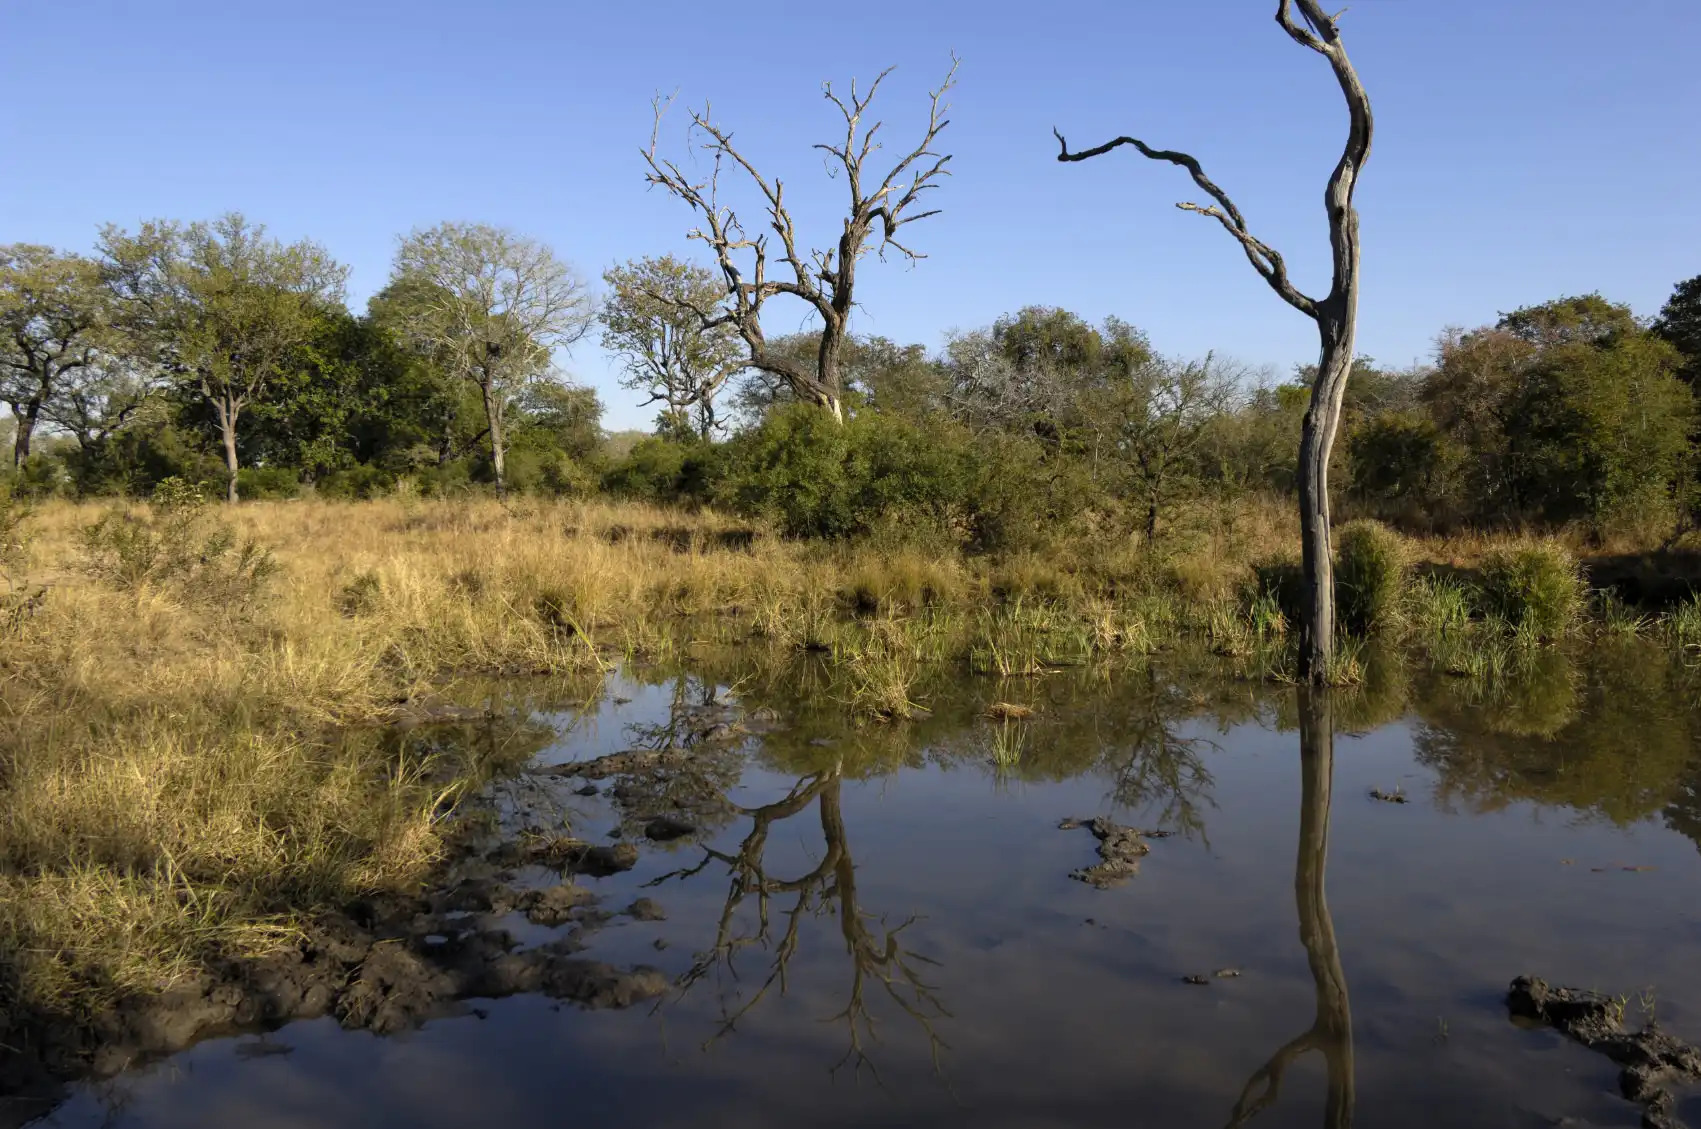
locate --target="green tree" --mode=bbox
[1422,296,1695,528]
[601,256,743,439]
[1077,353,1239,539]
[384,223,593,496]
[99,214,348,502]
[1654,274,1701,387]
[0,245,110,465]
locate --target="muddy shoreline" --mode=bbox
[0,694,759,1120]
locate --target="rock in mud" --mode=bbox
[644,814,697,841]
[523,836,640,877]
[1060,817,1153,888]
[1507,975,1701,1129]
[523,883,597,926]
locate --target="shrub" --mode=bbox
[601,437,713,503]
[1479,541,1584,639]
[717,405,979,541]
[335,570,384,617]
[317,465,396,500]
[236,465,301,500]
[79,478,278,607]
[1334,520,1407,635]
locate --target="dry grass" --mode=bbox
[4,490,1689,1022]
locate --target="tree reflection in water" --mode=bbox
[646,765,950,1079]
[1227,686,1355,1128]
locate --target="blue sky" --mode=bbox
[5,0,1698,430]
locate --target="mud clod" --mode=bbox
[1508,976,1701,1129]
[523,883,597,926]
[644,814,697,841]
[625,897,667,922]
[1060,817,1153,888]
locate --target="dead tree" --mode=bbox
[642,60,959,422]
[1225,686,1354,1127]
[1055,0,1373,681]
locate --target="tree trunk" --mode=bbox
[215,398,241,504]
[1228,685,1355,1126]
[1294,686,1355,1126]
[1297,315,1355,678]
[481,381,507,498]
[10,400,40,466]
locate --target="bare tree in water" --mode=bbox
[642,60,959,422]
[1055,0,1373,681]
[1226,686,1355,1127]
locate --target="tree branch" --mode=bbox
[1054,129,1317,318]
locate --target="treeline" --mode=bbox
[3,221,1699,548]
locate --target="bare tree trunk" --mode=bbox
[1226,685,1355,1127]
[1054,0,1371,683]
[214,398,241,504]
[480,381,507,499]
[1298,321,1355,674]
[10,401,40,466]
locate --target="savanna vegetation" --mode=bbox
[5,4,1701,1072]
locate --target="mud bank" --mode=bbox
[1508,976,1701,1129]
[0,694,765,1119]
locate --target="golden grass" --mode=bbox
[3,490,1692,1022]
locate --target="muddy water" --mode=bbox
[27,646,1701,1128]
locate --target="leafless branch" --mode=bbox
[1053,129,1317,318]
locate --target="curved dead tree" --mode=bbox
[1055,0,1373,681]
[1226,686,1355,1127]
[648,769,949,1078]
[642,60,959,422]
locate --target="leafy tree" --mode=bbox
[1422,298,1694,528]
[0,245,110,465]
[1499,293,1640,349]
[99,214,348,502]
[1654,274,1701,387]
[944,308,1153,440]
[1076,354,1239,539]
[385,223,593,496]
[601,256,744,438]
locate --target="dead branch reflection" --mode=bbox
[647,766,950,1080]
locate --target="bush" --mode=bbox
[716,404,977,541]
[236,465,301,500]
[79,478,278,607]
[317,465,396,500]
[1334,520,1407,635]
[601,437,714,503]
[1479,541,1584,639]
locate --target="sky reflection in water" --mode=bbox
[31,644,1701,1129]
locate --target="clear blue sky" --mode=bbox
[5,0,1698,430]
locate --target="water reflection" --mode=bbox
[648,767,949,1078]
[1227,687,1354,1128]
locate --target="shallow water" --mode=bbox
[26,645,1701,1128]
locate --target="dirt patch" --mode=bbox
[1507,975,1701,1129]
